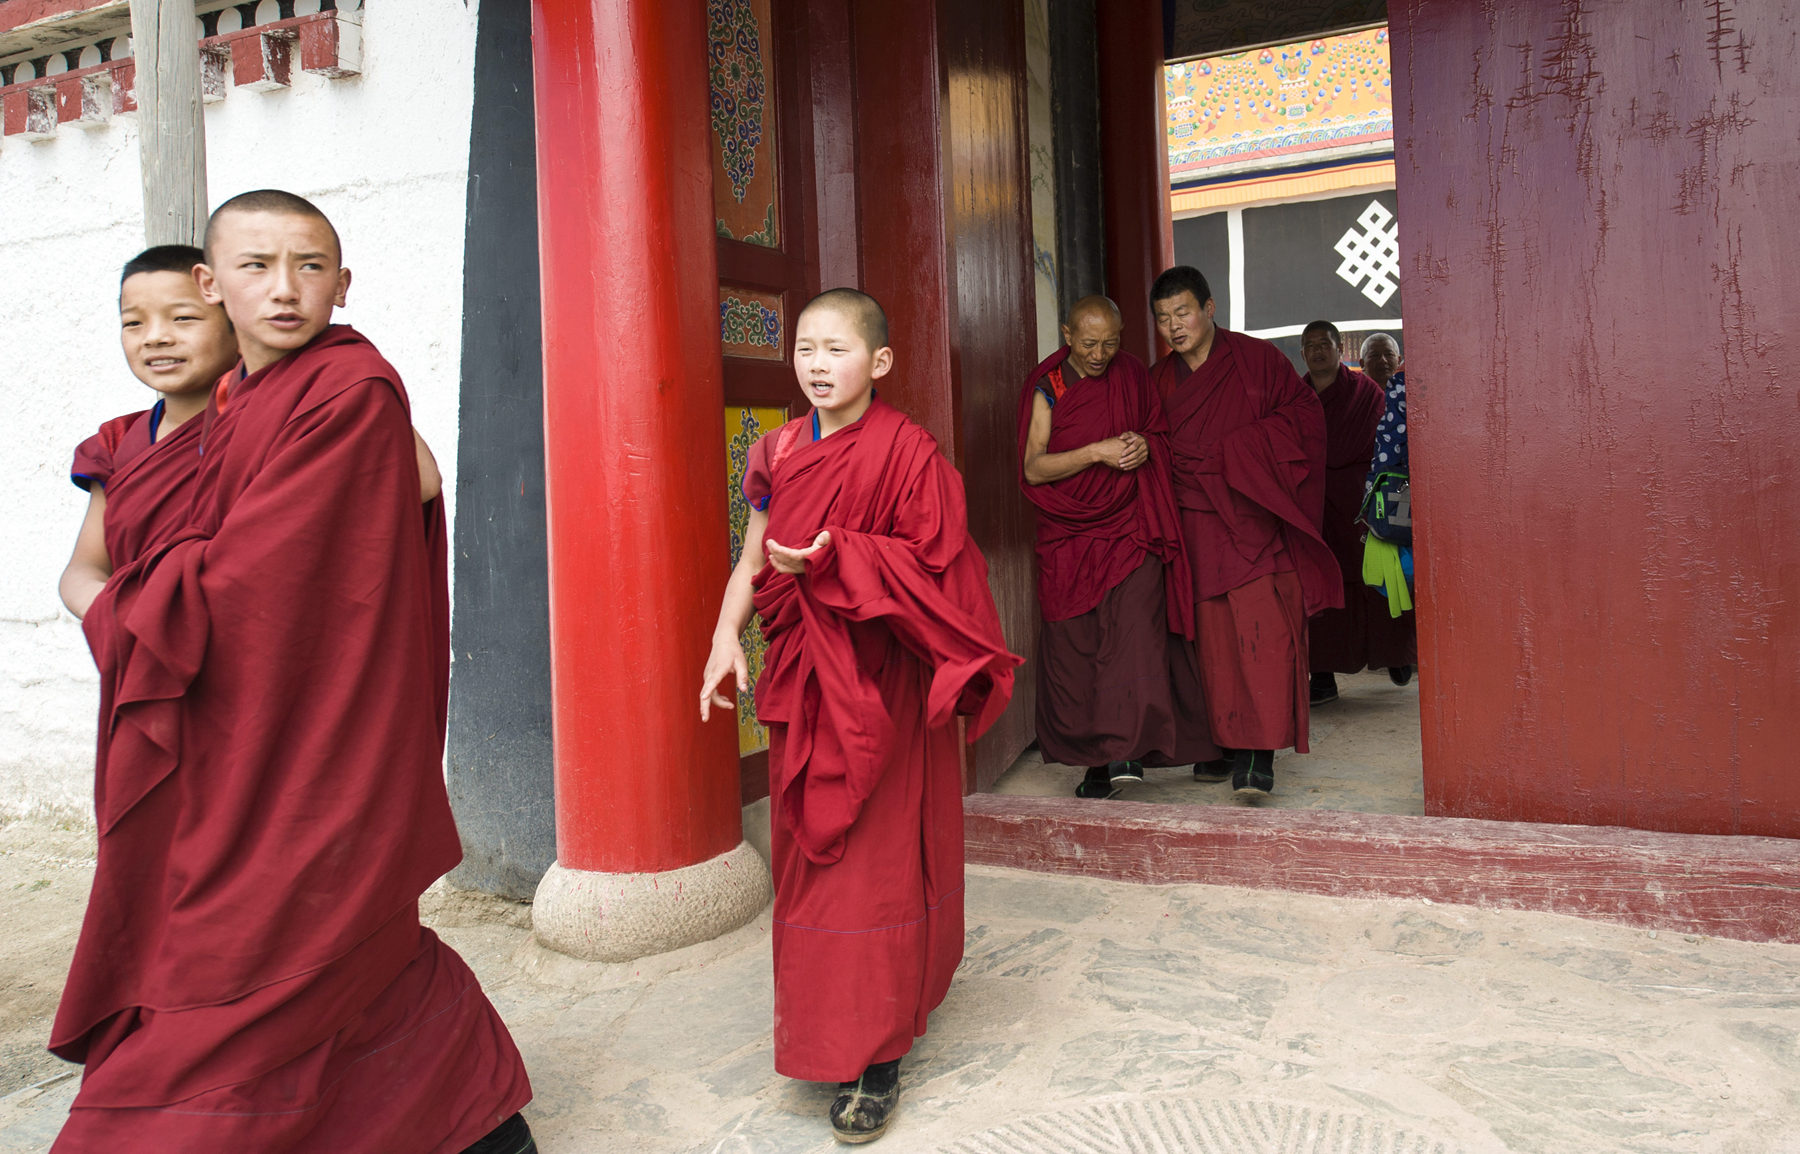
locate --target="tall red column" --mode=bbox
[1097,0,1174,365]
[527,0,769,960]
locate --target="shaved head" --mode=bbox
[1361,332,1399,359]
[1065,294,1122,329]
[204,189,341,265]
[799,287,889,351]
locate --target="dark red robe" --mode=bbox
[745,397,1018,1082]
[72,398,206,571]
[52,327,529,1152]
[1016,348,1214,767]
[1308,364,1418,673]
[1153,329,1340,752]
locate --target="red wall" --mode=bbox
[1392,0,1800,837]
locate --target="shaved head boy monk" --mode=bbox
[1148,266,1342,798]
[702,288,1019,1144]
[1019,294,1217,798]
[51,190,534,1154]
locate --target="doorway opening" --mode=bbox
[991,16,1422,817]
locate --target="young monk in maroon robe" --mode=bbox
[1018,294,1217,798]
[1299,320,1416,704]
[52,191,533,1154]
[701,288,1018,1144]
[59,246,232,620]
[1148,266,1341,798]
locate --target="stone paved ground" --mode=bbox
[4,812,1799,1153]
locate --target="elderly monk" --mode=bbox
[1018,296,1218,798]
[1299,320,1413,704]
[1148,268,1340,798]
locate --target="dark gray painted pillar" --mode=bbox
[445,0,556,899]
[1049,0,1105,317]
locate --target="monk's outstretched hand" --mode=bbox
[766,530,832,575]
[700,637,749,722]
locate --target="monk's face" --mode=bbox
[1153,290,1214,357]
[197,209,350,373]
[1301,330,1341,378]
[119,270,238,401]
[1060,310,1122,378]
[1361,338,1400,385]
[792,305,892,417]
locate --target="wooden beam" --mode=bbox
[965,793,1800,943]
[129,0,206,245]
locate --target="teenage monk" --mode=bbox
[52,190,534,1154]
[1148,266,1341,798]
[1018,294,1218,798]
[62,245,445,621]
[701,288,1019,1144]
[1299,319,1411,703]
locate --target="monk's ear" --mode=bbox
[871,346,894,380]
[195,263,223,306]
[1059,323,1073,347]
[334,266,352,309]
[1202,298,1217,321]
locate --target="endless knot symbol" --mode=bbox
[1334,201,1400,307]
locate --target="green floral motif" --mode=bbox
[726,407,773,753]
[743,203,778,248]
[720,295,781,350]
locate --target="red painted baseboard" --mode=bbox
[964,794,1800,943]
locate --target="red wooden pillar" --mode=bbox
[1097,0,1173,364]
[527,0,769,960]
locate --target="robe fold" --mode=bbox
[1308,364,1417,673]
[1017,348,1214,768]
[52,326,528,1153]
[71,401,205,571]
[746,397,1018,1082]
[1153,329,1339,752]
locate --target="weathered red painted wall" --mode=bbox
[1392,0,1800,836]
[1098,0,1174,365]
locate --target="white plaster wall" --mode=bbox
[0,0,479,820]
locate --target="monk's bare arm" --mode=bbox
[1022,391,1141,483]
[59,488,113,620]
[412,428,442,503]
[701,507,768,720]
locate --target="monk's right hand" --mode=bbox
[1117,431,1150,472]
[700,638,749,722]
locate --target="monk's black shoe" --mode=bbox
[1107,760,1144,784]
[831,1058,901,1144]
[1193,750,1234,782]
[1309,672,1339,705]
[1076,766,1120,799]
[1388,664,1415,686]
[460,1112,536,1154]
[1232,749,1275,798]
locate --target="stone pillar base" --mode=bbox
[531,839,771,962]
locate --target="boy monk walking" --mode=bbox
[1018,294,1217,798]
[52,191,533,1154]
[701,288,1019,1144]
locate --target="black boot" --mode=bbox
[1075,765,1119,798]
[1231,749,1275,798]
[1309,672,1339,705]
[1193,748,1235,782]
[1388,664,1414,686]
[830,1058,901,1144]
[460,1113,536,1154]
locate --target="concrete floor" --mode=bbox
[994,669,1424,815]
[4,810,1800,1153]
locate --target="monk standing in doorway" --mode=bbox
[1148,267,1341,798]
[1299,319,1412,704]
[1018,295,1217,798]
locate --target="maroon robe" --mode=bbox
[72,397,207,572]
[1153,329,1340,752]
[1309,364,1418,673]
[746,397,1018,1082]
[1016,348,1214,767]
[53,327,529,1152]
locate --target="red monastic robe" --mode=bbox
[52,327,529,1153]
[746,398,1018,1082]
[71,401,204,568]
[1153,329,1340,752]
[1308,363,1418,673]
[1016,348,1215,768]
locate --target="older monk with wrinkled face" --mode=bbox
[1017,294,1217,800]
